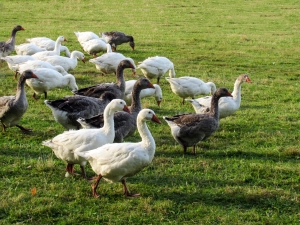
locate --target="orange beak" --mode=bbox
[151,114,161,124]
[123,105,131,113]
[148,82,155,89]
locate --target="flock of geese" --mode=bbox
[0,25,251,198]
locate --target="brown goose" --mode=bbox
[44,91,116,130]
[163,88,232,155]
[0,70,38,133]
[73,60,135,99]
[101,31,134,52]
[0,25,25,58]
[77,78,155,143]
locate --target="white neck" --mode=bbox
[137,117,156,159]
[53,39,62,55]
[231,79,243,106]
[101,107,115,137]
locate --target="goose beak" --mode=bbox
[82,59,86,64]
[123,105,131,114]
[151,114,161,124]
[31,73,38,79]
[246,77,252,83]
[148,82,155,89]
[21,27,25,31]
[227,91,233,97]
[64,38,68,42]
[156,101,161,107]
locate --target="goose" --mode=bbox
[39,50,85,72]
[77,78,155,143]
[74,59,135,99]
[80,38,108,57]
[18,60,68,75]
[32,36,67,59]
[0,25,25,58]
[163,88,232,155]
[89,51,136,76]
[15,43,46,56]
[44,91,116,130]
[186,74,252,118]
[26,37,70,57]
[76,109,161,198]
[0,70,38,133]
[25,68,78,100]
[101,31,134,52]
[74,31,100,44]
[42,99,130,178]
[124,80,163,106]
[1,55,36,79]
[166,76,216,104]
[137,56,175,84]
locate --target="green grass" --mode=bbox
[0,0,300,224]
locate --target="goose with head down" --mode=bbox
[42,99,130,179]
[0,70,38,133]
[0,25,25,58]
[163,88,232,155]
[186,74,251,118]
[32,36,67,59]
[77,78,155,143]
[76,108,161,198]
[101,31,134,52]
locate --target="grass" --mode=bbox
[0,0,300,224]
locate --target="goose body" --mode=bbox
[0,70,38,133]
[1,55,36,77]
[101,31,134,52]
[42,99,130,178]
[74,60,135,99]
[0,25,25,58]
[76,109,161,198]
[80,38,108,57]
[18,60,68,75]
[26,37,70,57]
[166,76,216,104]
[74,31,100,44]
[26,68,78,99]
[15,43,46,56]
[124,80,163,106]
[89,52,136,76]
[163,88,232,155]
[32,36,67,59]
[77,78,155,142]
[39,50,85,71]
[186,74,252,118]
[44,91,116,130]
[137,56,175,84]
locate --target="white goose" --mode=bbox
[137,56,175,84]
[74,31,100,44]
[76,109,161,198]
[32,36,67,59]
[26,37,70,57]
[25,68,78,100]
[15,43,46,56]
[166,76,216,104]
[18,60,68,75]
[42,99,130,178]
[124,80,163,106]
[89,51,136,76]
[80,38,108,57]
[186,74,252,118]
[39,50,85,71]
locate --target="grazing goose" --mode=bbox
[166,76,216,104]
[39,50,85,72]
[0,70,38,133]
[44,91,116,130]
[18,60,68,75]
[74,60,135,99]
[163,88,232,155]
[74,31,100,44]
[89,51,136,76]
[26,37,70,57]
[101,31,134,52]
[0,25,25,58]
[186,74,252,118]
[32,36,67,59]
[76,109,161,198]
[26,68,78,100]
[77,78,155,142]
[42,99,130,178]
[137,56,175,84]
[124,80,163,106]
[15,43,46,56]
[80,38,108,57]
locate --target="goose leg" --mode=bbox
[192,145,196,155]
[80,165,87,179]
[16,125,32,133]
[122,179,140,197]
[66,163,74,174]
[32,93,39,100]
[183,146,187,154]
[44,92,47,99]
[1,122,6,132]
[92,174,103,198]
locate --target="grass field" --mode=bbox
[0,0,300,224]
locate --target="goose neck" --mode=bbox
[116,66,126,96]
[15,76,27,100]
[101,107,115,135]
[130,86,142,112]
[137,117,156,155]
[231,79,243,103]
[209,95,221,119]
